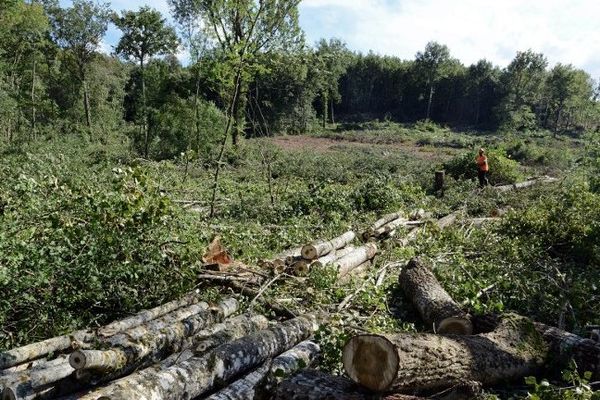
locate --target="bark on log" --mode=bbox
[69,299,237,373]
[373,218,409,238]
[301,231,356,260]
[272,370,423,400]
[98,291,201,337]
[399,259,472,335]
[473,314,600,379]
[0,356,74,400]
[362,212,405,241]
[77,315,317,400]
[207,340,320,400]
[342,314,547,392]
[339,261,372,284]
[333,244,377,278]
[311,247,355,269]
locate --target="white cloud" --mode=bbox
[300,0,600,78]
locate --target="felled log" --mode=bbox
[301,231,356,260]
[207,340,320,400]
[272,370,423,400]
[362,212,405,241]
[339,261,372,284]
[399,211,461,247]
[69,299,237,374]
[333,244,377,278]
[399,259,472,335]
[495,177,558,193]
[291,260,311,277]
[311,247,355,269]
[76,315,317,400]
[464,217,501,227]
[343,314,547,392]
[98,290,202,337]
[373,218,409,238]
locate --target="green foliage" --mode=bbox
[444,148,522,185]
[524,362,600,400]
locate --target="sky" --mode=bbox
[61,0,600,79]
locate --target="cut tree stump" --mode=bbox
[301,231,356,260]
[77,316,317,400]
[333,244,378,278]
[399,258,472,335]
[343,314,547,393]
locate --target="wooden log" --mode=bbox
[76,315,317,400]
[435,211,461,230]
[342,314,547,393]
[373,218,410,238]
[98,291,201,337]
[0,356,74,400]
[399,259,472,335]
[272,370,424,400]
[69,299,237,373]
[311,247,355,269]
[207,340,320,400]
[301,231,356,260]
[474,314,600,379]
[291,260,311,277]
[333,244,377,278]
[362,212,405,241]
[339,261,372,284]
[435,171,445,193]
[464,217,501,227]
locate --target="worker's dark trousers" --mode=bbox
[478,170,489,187]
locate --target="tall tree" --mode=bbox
[313,38,350,127]
[113,6,179,158]
[466,59,500,126]
[497,50,547,131]
[47,0,110,132]
[414,41,453,120]
[546,64,593,133]
[194,0,304,145]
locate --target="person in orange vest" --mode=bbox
[476,148,489,187]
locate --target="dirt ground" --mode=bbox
[270,135,457,161]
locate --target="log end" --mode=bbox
[293,261,310,277]
[69,350,88,370]
[343,334,399,392]
[437,317,473,336]
[301,245,318,261]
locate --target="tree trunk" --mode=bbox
[333,244,377,278]
[272,370,425,400]
[426,85,434,121]
[330,99,335,125]
[194,67,202,154]
[77,316,317,400]
[362,212,405,241]
[322,92,328,129]
[207,340,320,400]
[69,299,237,374]
[301,231,356,260]
[399,258,472,335]
[140,61,148,157]
[82,78,92,131]
[30,58,36,137]
[311,247,355,269]
[435,171,445,193]
[343,314,547,393]
[232,85,248,146]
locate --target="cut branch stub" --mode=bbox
[399,258,472,335]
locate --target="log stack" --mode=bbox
[0,290,322,400]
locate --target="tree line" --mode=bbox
[1,0,599,160]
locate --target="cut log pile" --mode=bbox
[0,290,323,400]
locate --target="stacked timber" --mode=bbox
[0,288,324,400]
[361,211,424,242]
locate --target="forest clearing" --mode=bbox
[1,0,600,399]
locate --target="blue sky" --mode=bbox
[61,0,600,79]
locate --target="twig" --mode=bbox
[250,274,281,306]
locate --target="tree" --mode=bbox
[497,50,547,131]
[414,41,453,120]
[546,64,593,133]
[194,0,304,145]
[113,6,179,158]
[313,38,350,127]
[47,0,111,131]
[466,59,500,126]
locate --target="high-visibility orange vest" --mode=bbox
[477,155,489,172]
